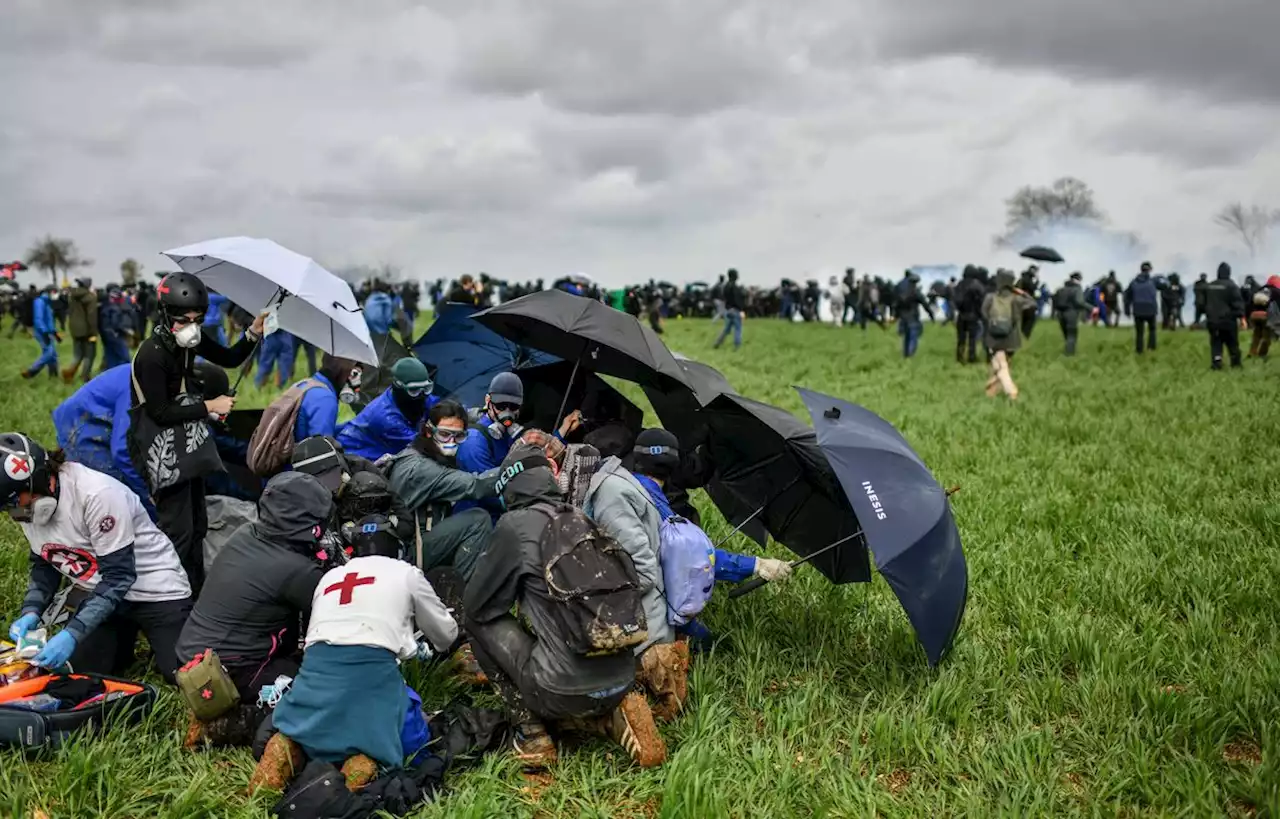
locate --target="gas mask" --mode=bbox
[339,366,363,405]
[172,322,203,349]
[487,401,523,440]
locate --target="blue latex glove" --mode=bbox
[7,613,39,643]
[31,631,77,670]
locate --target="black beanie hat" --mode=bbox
[632,428,680,480]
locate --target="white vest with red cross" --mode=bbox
[304,555,458,660]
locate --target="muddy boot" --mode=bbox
[512,721,557,770]
[340,754,377,791]
[638,642,690,723]
[247,733,305,795]
[606,691,666,768]
[452,642,488,687]
[185,705,261,749]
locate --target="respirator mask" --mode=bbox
[171,318,203,349]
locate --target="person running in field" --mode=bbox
[981,270,1038,400]
[1204,263,1245,370]
[20,285,59,380]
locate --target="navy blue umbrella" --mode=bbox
[412,303,556,408]
[797,387,968,666]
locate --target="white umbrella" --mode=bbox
[162,236,378,366]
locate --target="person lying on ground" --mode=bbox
[250,514,457,795]
[2,433,192,683]
[384,400,499,576]
[176,472,333,747]
[462,443,665,769]
[336,358,437,462]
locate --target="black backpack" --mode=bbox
[533,503,648,657]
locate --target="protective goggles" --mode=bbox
[395,379,433,398]
[431,427,469,444]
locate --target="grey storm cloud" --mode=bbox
[0,0,1276,286]
[866,0,1280,103]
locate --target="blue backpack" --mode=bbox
[657,516,716,626]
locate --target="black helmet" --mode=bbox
[345,513,404,559]
[0,433,52,508]
[157,272,209,314]
[336,471,394,522]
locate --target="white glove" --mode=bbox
[753,558,792,582]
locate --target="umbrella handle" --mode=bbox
[728,577,769,599]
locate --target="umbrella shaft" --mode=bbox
[553,353,583,433]
[792,530,863,568]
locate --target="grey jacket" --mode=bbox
[582,457,673,651]
[385,447,499,536]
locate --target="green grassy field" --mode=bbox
[1,316,1277,818]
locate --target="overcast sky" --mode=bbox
[2,0,1277,287]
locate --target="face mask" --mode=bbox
[339,386,358,405]
[11,496,58,526]
[438,442,458,457]
[173,323,202,348]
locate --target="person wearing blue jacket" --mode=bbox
[21,287,60,379]
[98,287,134,372]
[336,358,437,461]
[254,329,297,390]
[626,429,791,653]
[291,354,361,443]
[54,365,157,520]
[363,283,396,337]
[203,291,229,345]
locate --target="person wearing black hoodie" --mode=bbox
[463,443,664,770]
[952,266,985,364]
[1193,273,1209,326]
[1125,262,1160,353]
[176,472,333,746]
[1204,262,1245,369]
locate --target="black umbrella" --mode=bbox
[514,360,644,443]
[644,356,768,548]
[797,387,967,666]
[474,289,689,425]
[1019,245,1064,264]
[702,393,870,583]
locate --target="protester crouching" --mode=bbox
[2,434,192,683]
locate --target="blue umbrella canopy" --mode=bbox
[797,387,968,666]
[412,303,556,408]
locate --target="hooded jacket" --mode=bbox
[53,364,155,519]
[582,457,673,651]
[68,285,99,339]
[1125,272,1159,318]
[33,293,56,336]
[175,472,331,671]
[981,272,1038,353]
[464,445,635,697]
[1053,281,1091,327]
[1205,263,1245,326]
[336,389,438,462]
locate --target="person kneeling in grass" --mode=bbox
[250,514,458,794]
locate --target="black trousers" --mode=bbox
[955,318,980,362]
[70,597,193,684]
[467,617,625,725]
[1021,310,1037,339]
[154,478,209,596]
[1059,319,1078,356]
[228,655,303,702]
[1134,315,1157,352]
[1209,322,1242,368]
